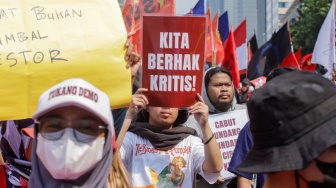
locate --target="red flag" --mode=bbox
[123,0,175,32]
[221,30,240,88]
[212,12,219,51]
[122,0,175,53]
[212,12,224,65]
[279,52,300,69]
[215,34,224,65]
[206,8,213,62]
[206,35,224,65]
[301,53,316,72]
[207,11,223,65]
[295,48,302,63]
[234,19,247,47]
[234,19,248,71]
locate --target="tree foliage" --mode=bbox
[291,0,332,55]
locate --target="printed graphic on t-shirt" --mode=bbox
[123,135,204,188]
[134,156,187,188]
[156,156,186,188]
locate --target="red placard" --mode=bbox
[142,15,206,108]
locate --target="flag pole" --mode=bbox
[212,51,216,67]
[212,9,219,67]
[287,20,300,70]
[246,42,251,78]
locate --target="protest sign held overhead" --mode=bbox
[208,109,249,180]
[142,15,206,108]
[0,0,130,120]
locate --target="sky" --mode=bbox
[175,0,199,15]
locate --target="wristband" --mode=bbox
[203,133,214,145]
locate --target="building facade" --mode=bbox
[208,0,258,43]
[279,0,300,26]
[263,0,279,44]
[208,0,278,46]
[278,0,295,21]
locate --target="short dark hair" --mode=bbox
[204,67,232,88]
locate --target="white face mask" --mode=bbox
[36,128,105,180]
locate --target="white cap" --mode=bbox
[33,78,114,136]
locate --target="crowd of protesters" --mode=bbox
[1,4,336,188]
[1,43,335,188]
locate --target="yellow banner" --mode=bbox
[0,0,130,120]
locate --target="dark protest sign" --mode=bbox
[142,15,206,107]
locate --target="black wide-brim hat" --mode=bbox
[237,71,336,173]
[134,108,189,125]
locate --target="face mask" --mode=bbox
[36,128,105,180]
[295,160,336,188]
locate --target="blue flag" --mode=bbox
[218,11,229,42]
[192,0,205,15]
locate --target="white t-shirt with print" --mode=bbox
[120,132,219,188]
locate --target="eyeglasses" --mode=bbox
[36,117,107,143]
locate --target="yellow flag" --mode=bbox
[0,0,130,120]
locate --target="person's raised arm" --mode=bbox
[189,93,223,173]
[124,39,141,83]
[116,88,148,148]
